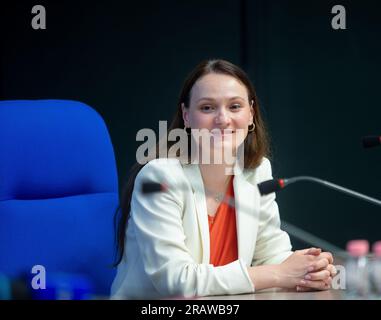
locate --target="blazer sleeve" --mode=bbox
[131,159,254,298]
[251,158,293,266]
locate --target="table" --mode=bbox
[196,289,347,300]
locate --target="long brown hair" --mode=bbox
[114,59,270,266]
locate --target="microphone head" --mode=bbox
[257,179,284,195]
[141,181,166,194]
[362,136,381,148]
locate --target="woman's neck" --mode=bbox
[198,164,233,193]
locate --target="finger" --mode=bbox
[298,279,331,291]
[297,248,321,255]
[320,252,334,264]
[310,258,329,271]
[306,248,322,256]
[323,277,333,285]
[326,264,337,277]
[305,270,331,281]
[296,286,313,292]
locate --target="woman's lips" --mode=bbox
[211,129,235,136]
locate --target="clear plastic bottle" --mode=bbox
[345,239,370,299]
[370,241,381,298]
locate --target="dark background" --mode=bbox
[1,0,380,251]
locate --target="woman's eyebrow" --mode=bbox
[196,97,215,102]
[229,96,245,101]
[196,96,245,103]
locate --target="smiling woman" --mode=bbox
[182,73,254,171]
[111,59,336,299]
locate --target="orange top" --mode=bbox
[208,177,238,266]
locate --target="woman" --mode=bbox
[111,59,335,299]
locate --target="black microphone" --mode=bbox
[362,135,381,148]
[141,181,168,194]
[256,179,286,195]
[257,176,381,208]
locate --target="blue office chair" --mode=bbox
[0,100,119,298]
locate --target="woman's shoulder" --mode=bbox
[133,158,188,203]
[144,158,182,169]
[243,157,273,184]
[136,158,184,183]
[258,157,272,173]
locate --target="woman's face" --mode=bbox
[182,73,254,162]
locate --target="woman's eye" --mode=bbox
[200,105,214,112]
[230,104,242,110]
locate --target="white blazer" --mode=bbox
[111,157,292,299]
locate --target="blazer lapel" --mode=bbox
[233,165,261,265]
[182,164,210,263]
[182,163,261,266]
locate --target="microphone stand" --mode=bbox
[280,176,381,208]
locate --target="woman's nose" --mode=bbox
[215,109,230,126]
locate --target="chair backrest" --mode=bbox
[0,100,119,297]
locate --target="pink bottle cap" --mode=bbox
[346,240,369,257]
[372,241,381,257]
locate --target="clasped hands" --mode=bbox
[279,247,336,292]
